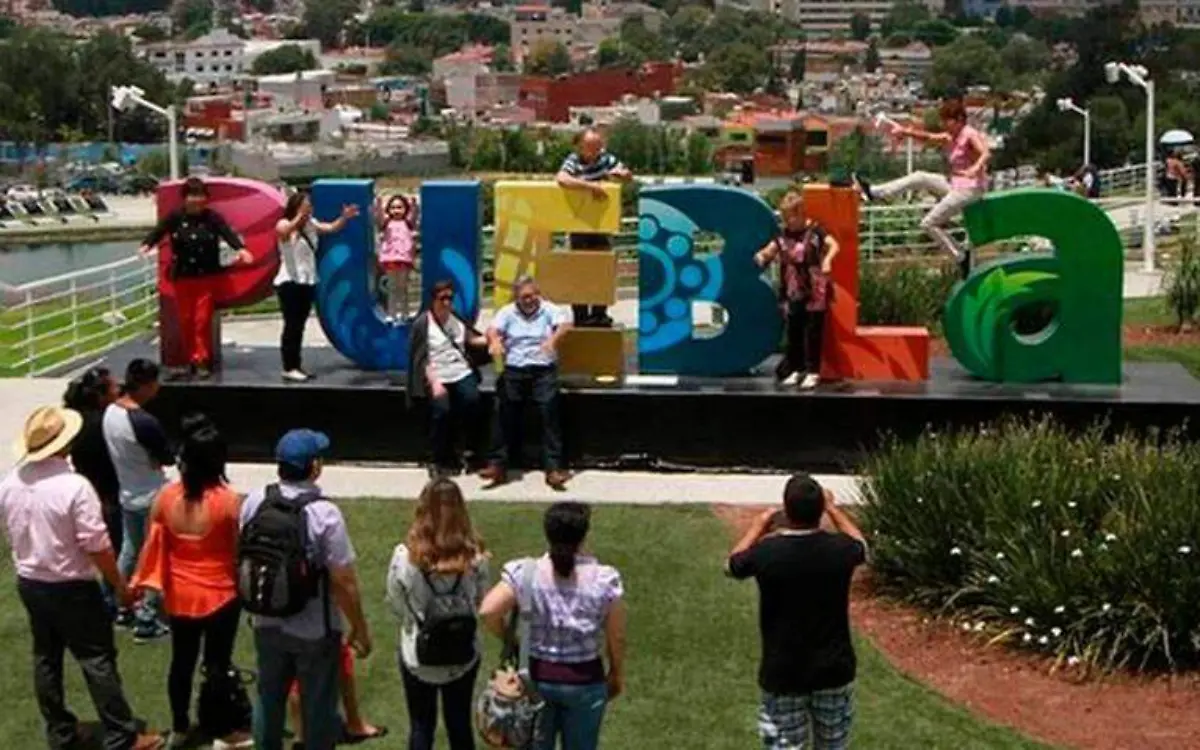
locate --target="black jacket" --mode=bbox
[142,208,244,278]
[406,311,484,403]
[70,410,119,507]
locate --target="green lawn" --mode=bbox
[0,294,155,377]
[1122,297,1200,378]
[0,502,1049,749]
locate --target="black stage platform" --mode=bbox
[93,340,1200,472]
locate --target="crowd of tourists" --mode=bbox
[2,363,867,749]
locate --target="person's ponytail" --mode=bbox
[549,542,577,578]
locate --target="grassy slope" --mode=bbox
[0,501,1048,749]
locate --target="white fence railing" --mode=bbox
[1,161,1180,378]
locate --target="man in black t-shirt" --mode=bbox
[727,473,868,750]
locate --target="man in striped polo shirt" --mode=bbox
[555,128,632,328]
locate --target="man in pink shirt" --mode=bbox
[0,406,163,750]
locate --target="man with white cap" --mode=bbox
[240,428,371,750]
[0,406,164,750]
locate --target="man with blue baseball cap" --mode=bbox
[239,429,371,750]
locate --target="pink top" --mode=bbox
[948,125,987,190]
[379,219,415,266]
[0,457,111,583]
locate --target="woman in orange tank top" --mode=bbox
[132,417,251,749]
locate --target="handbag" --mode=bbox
[197,665,254,738]
[476,557,544,749]
[433,312,492,370]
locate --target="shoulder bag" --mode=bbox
[475,557,544,748]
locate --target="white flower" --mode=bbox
[1111,473,1121,481]
[1010,606,1021,614]
[1071,548,1084,558]
[1104,533,1118,542]
[961,622,972,631]
[1031,500,1043,509]
[1067,501,1078,509]
[974,621,986,632]
[1101,603,1112,613]
[950,547,962,556]
[1039,635,1050,645]
[1179,545,1193,555]
[1024,617,1036,626]
[916,497,924,504]
[1060,530,1071,538]
[1067,656,1080,667]
[1023,633,1033,643]
[1100,543,1110,552]
[995,552,1006,560]
[987,575,1000,584]
[1054,605,1066,614]
[1051,627,1062,637]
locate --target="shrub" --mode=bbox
[1165,237,1200,330]
[861,417,1200,672]
[858,260,958,330]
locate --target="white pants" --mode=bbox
[873,171,985,259]
[386,266,411,318]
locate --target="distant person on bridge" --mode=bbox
[139,178,253,380]
[556,128,633,329]
[853,100,990,279]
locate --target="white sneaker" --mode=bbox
[281,369,310,382]
[166,730,188,749]
[800,373,820,389]
[780,371,801,386]
[212,736,254,749]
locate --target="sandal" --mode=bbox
[341,725,389,744]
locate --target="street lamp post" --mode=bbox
[111,85,179,180]
[1055,97,1091,168]
[1106,61,1155,272]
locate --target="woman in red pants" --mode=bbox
[139,178,252,379]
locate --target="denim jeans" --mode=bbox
[429,372,483,471]
[117,507,162,625]
[533,681,607,750]
[401,661,479,750]
[490,365,563,471]
[253,629,341,750]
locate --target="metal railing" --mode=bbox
[2,161,1180,378]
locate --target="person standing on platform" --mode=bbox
[754,191,840,390]
[853,100,990,279]
[139,178,253,380]
[407,280,489,478]
[63,367,123,616]
[377,194,418,323]
[480,277,572,491]
[726,474,868,750]
[275,190,359,383]
[555,128,633,329]
[1,405,165,750]
[241,429,372,750]
[103,358,173,643]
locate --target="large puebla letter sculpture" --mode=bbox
[154,178,1123,385]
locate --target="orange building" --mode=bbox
[716,109,806,180]
[518,62,682,122]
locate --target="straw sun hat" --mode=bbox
[13,406,83,463]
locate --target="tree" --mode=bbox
[925,34,1003,97]
[764,66,786,97]
[1000,36,1050,79]
[136,148,188,178]
[684,131,713,174]
[914,19,958,47]
[493,43,514,72]
[132,23,167,42]
[246,0,274,12]
[409,0,425,11]
[525,39,571,76]
[379,44,432,75]
[597,37,623,68]
[51,0,170,16]
[1013,6,1034,29]
[666,4,710,61]
[704,42,771,94]
[250,44,318,75]
[0,16,14,38]
[850,12,871,42]
[173,0,213,39]
[881,0,930,37]
[789,47,806,82]
[303,0,358,49]
[994,5,1014,28]
[865,39,881,72]
[359,11,510,57]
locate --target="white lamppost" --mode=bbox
[874,112,913,174]
[1056,96,1090,168]
[1105,61,1155,272]
[111,85,179,180]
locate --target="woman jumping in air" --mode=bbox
[853,100,990,278]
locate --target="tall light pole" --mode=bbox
[1106,61,1155,272]
[111,85,179,180]
[1056,97,1090,168]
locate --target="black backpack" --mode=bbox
[405,571,478,667]
[237,484,325,619]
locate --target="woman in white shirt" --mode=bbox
[274,190,358,382]
[406,280,489,477]
[386,478,489,750]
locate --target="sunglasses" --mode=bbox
[436,293,454,302]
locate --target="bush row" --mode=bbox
[860,417,1200,672]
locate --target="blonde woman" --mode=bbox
[386,478,489,750]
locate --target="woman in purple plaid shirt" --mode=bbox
[480,502,627,750]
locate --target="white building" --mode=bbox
[137,28,322,86]
[717,0,940,35]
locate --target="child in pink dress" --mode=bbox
[377,194,417,321]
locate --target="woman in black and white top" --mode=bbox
[407,280,489,477]
[274,190,358,382]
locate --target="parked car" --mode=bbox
[6,184,39,202]
[66,174,121,194]
[119,174,159,195]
